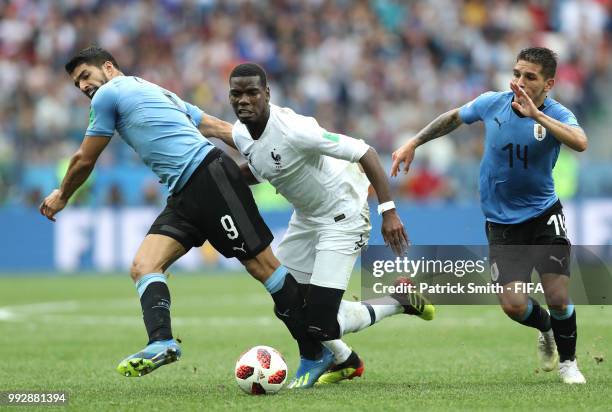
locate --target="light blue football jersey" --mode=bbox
[85,76,214,193]
[459,91,580,224]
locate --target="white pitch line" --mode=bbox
[0,300,81,322]
[0,308,16,321]
[35,314,275,327]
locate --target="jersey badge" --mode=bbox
[533,123,546,141]
[271,149,282,170]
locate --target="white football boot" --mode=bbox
[537,329,559,372]
[559,359,586,384]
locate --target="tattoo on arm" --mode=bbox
[414,109,462,146]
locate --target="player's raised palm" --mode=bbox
[510,81,539,119]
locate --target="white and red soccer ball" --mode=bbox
[234,345,288,395]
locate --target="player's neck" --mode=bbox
[532,93,547,108]
[247,107,270,140]
[108,71,124,80]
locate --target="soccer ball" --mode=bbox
[234,345,288,395]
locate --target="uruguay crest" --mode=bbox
[533,123,546,141]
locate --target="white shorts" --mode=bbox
[276,204,371,290]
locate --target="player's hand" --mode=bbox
[390,141,416,177]
[381,210,409,256]
[39,189,67,222]
[510,81,539,118]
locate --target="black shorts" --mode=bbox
[486,200,571,285]
[148,148,273,260]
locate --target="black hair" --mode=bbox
[65,46,120,74]
[516,47,557,79]
[229,63,267,87]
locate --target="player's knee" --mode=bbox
[544,289,568,308]
[242,250,280,283]
[130,258,159,282]
[548,303,568,314]
[501,303,528,320]
[242,260,268,283]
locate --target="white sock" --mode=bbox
[337,298,403,335]
[322,339,352,364]
[370,296,404,320]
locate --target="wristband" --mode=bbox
[377,201,396,215]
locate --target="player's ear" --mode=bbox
[103,61,114,76]
[544,78,555,93]
[265,86,270,103]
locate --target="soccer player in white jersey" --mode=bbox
[219,63,435,388]
[40,47,361,384]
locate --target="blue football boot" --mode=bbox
[287,347,334,389]
[116,339,181,377]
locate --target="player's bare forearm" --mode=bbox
[534,112,588,152]
[199,115,236,149]
[360,147,392,203]
[239,163,260,186]
[360,147,409,254]
[59,153,95,201]
[412,108,463,147]
[391,109,463,176]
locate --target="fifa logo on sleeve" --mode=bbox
[533,123,547,141]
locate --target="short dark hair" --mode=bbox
[516,47,557,79]
[229,63,267,87]
[65,46,120,74]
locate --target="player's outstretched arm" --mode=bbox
[39,136,110,221]
[198,115,236,149]
[509,82,587,152]
[359,147,409,256]
[390,108,463,177]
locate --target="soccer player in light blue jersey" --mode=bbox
[391,47,588,384]
[39,47,334,382]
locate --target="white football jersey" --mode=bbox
[232,104,371,224]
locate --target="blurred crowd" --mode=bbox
[0,0,610,207]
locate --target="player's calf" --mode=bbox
[550,304,578,364]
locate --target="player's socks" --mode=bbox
[368,296,406,322]
[305,284,344,340]
[265,266,323,360]
[517,297,551,332]
[337,299,401,334]
[322,339,352,364]
[136,273,172,342]
[550,304,577,362]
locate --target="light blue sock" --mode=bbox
[519,298,534,321]
[550,303,575,320]
[264,266,288,294]
[136,273,167,298]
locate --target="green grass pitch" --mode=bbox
[0,273,610,411]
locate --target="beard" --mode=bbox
[84,72,110,100]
